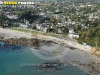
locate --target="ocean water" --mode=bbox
[0,42,87,75]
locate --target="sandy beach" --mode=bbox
[0,28,100,75]
[0,28,92,52]
[0,28,32,39]
[36,42,100,75]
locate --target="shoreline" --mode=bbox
[1,28,100,75]
[0,28,92,53]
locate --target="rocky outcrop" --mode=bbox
[92,47,100,58]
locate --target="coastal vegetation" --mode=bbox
[78,26,100,46]
[77,26,100,51]
[10,27,58,37]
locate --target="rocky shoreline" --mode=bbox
[0,36,100,75]
[0,36,79,51]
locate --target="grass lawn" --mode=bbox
[10,27,58,37]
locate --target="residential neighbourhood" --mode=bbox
[1,1,100,75]
[0,0,100,46]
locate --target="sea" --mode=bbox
[0,42,87,75]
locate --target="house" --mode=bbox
[42,27,48,32]
[39,12,45,16]
[82,42,91,47]
[69,28,74,34]
[57,28,63,34]
[68,33,79,38]
[19,23,28,28]
[68,28,79,38]
[36,24,42,30]
[6,15,18,19]
[25,20,30,25]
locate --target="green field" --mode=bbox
[10,27,58,37]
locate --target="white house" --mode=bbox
[36,24,42,30]
[68,33,79,38]
[6,15,18,19]
[58,28,63,34]
[68,28,79,38]
[69,28,74,33]
[42,27,48,32]
[39,12,45,16]
[20,23,28,28]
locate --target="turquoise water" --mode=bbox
[0,42,87,75]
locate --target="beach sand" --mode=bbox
[0,28,32,39]
[0,28,100,75]
[0,28,92,52]
[38,42,100,75]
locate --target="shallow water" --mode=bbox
[0,42,87,75]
